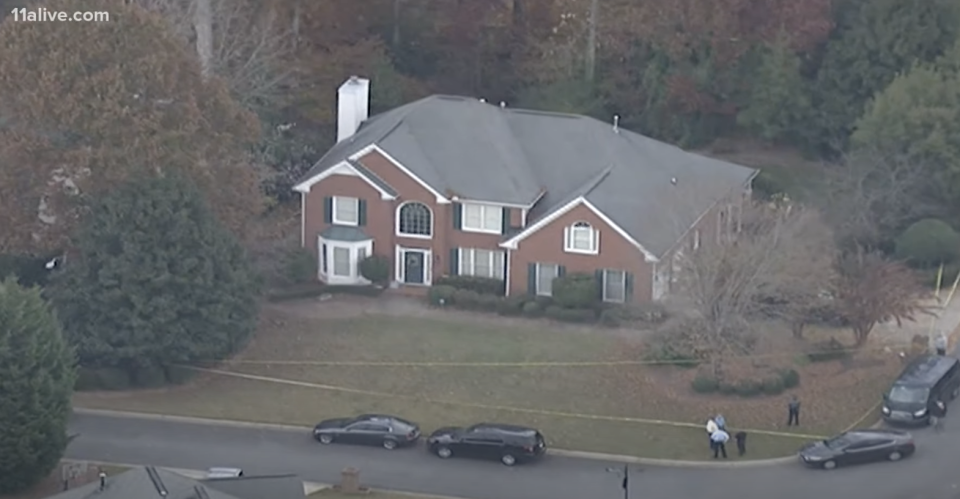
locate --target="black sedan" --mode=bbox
[312,414,420,450]
[799,429,915,470]
[428,423,546,466]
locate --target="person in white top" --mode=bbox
[935,332,948,356]
[705,418,718,449]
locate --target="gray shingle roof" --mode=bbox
[44,467,242,499]
[297,95,757,257]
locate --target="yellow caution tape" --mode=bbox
[184,365,828,440]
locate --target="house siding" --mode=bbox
[508,203,652,303]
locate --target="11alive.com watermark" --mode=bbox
[10,7,110,22]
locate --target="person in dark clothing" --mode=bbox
[930,399,947,432]
[734,431,747,456]
[787,395,800,426]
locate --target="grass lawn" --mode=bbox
[74,302,902,461]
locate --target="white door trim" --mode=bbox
[395,246,432,286]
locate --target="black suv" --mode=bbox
[313,414,420,450]
[427,423,546,466]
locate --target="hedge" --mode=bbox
[434,275,505,295]
[690,368,800,396]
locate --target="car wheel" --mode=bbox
[888,451,902,461]
[822,460,837,470]
[318,434,334,445]
[501,454,517,466]
[383,439,398,450]
[436,446,453,459]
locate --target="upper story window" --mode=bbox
[397,201,432,238]
[563,221,598,254]
[333,196,359,225]
[462,203,502,233]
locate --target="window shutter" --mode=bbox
[501,208,511,234]
[453,203,462,230]
[449,248,459,275]
[625,272,634,302]
[358,199,367,226]
[595,269,604,301]
[527,263,537,295]
[558,266,566,277]
[323,197,333,224]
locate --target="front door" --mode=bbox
[403,250,425,284]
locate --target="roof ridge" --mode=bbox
[578,165,614,197]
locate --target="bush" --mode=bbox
[74,367,101,391]
[544,305,596,323]
[642,321,702,367]
[133,365,168,388]
[428,285,458,306]
[434,275,505,295]
[266,282,327,302]
[624,303,669,324]
[735,379,763,397]
[95,367,132,390]
[359,255,390,284]
[474,294,502,312]
[806,337,849,362]
[522,301,542,317]
[761,375,785,395]
[497,295,528,316]
[895,218,960,267]
[163,364,196,385]
[552,273,598,308]
[599,308,623,327]
[778,368,800,388]
[452,289,481,309]
[691,374,719,393]
[282,248,317,284]
[718,382,737,395]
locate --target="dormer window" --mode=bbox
[564,221,598,254]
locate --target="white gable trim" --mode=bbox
[350,144,450,204]
[499,196,658,263]
[451,196,531,209]
[291,160,397,200]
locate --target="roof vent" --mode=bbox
[670,177,678,185]
[479,98,486,103]
[499,101,506,108]
[613,115,620,133]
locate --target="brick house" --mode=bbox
[292,76,757,304]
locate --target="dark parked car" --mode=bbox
[799,429,915,470]
[427,423,546,466]
[313,414,420,450]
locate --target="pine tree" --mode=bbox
[737,35,812,142]
[0,277,76,494]
[48,174,260,382]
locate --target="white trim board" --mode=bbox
[351,144,450,204]
[499,196,658,263]
[292,160,396,200]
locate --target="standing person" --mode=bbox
[715,414,726,430]
[787,395,801,426]
[705,417,718,448]
[710,429,730,459]
[935,332,948,356]
[734,431,747,456]
[930,399,947,432]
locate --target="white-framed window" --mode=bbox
[397,201,432,237]
[564,221,598,254]
[602,269,626,303]
[462,204,502,233]
[459,248,505,279]
[333,196,359,225]
[536,263,559,296]
[332,247,351,276]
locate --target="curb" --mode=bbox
[73,408,800,469]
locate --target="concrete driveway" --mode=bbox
[66,409,960,499]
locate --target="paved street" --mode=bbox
[67,410,960,499]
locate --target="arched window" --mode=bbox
[397,202,433,237]
[564,221,598,253]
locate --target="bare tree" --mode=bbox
[131,0,293,113]
[833,249,932,346]
[674,200,836,379]
[817,146,942,250]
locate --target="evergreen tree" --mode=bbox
[48,174,260,380]
[0,277,76,494]
[737,36,812,142]
[809,0,958,152]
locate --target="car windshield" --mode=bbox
[823,436,851,449]
[888,385,929,404]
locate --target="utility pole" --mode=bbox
[585,0,598,83]
[606,465,629,499]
